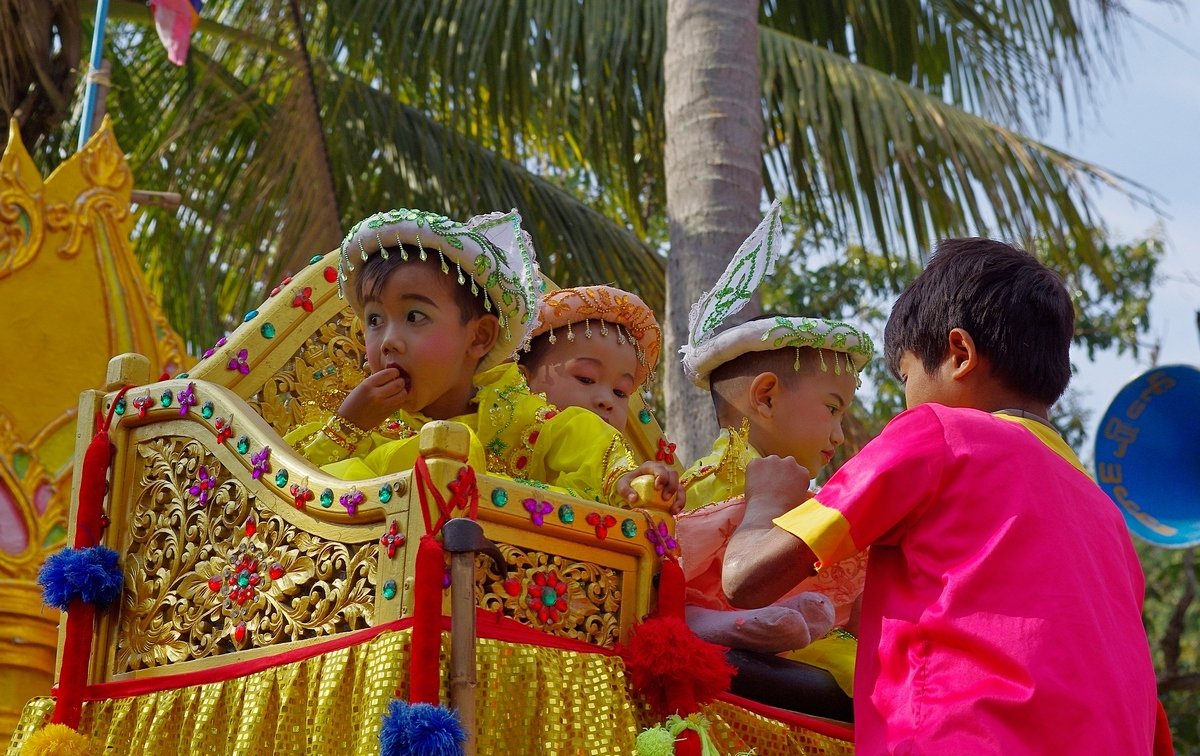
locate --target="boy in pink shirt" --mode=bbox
[723,238,1164,753]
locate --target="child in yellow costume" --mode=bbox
[518,285,684,513]
[674,201,873,719]
[286,208,659,507]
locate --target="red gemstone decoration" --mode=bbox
[269,562,284,580]
[245,518,256,537]
[503,578,521,597]
[544,410,557,420]
[234,622,247,643]
[323,266,338,283]
[208,576,222,592]
[528,431,539,445]
[515,456,528,470]
[379,520,406,558]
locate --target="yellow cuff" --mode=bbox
[773,498,854,569]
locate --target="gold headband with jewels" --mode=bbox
[528,285,662,386]
[339,208,541,371]
[679,200,873,388]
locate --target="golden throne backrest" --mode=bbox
[184,249,368,437]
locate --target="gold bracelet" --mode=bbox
[321,414,369,452]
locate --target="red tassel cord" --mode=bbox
[407,535,446,705]
[52,386,131,728]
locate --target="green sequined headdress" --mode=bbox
[679,200,874,389]
[339,208,541,371]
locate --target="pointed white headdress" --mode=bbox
[339,208,541,371]
[679,200,874,388]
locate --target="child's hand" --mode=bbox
[744,455,812,522]
[617,462,686,513]
[337,367,410,431]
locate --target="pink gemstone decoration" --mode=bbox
[645,519,678,557]
[340,489,366,516]
[226,348,250,375]
[177,382,197,416]
[188,466,215,505]
[250,446,271,480]
[522,498,553,526]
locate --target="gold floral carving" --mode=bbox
[115,436,377,672]
[476,544,623,648]
[250,310,369,435]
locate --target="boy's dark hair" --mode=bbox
[520,331,555,373]
[356,244,489,324]
[883,238,1074,405]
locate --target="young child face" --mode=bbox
[754,354,859,475]
[524,329,639,429]
[362,263,490,419]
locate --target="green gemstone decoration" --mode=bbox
[237,573,250,588]
[491,488,508,507]
[621,518,638,538]
[382,579,397,600]
[236,436,250,455]
[200,401,214,419]
[176,372,189,379]
[260,322,276,339]
[243,309,259,322]
[638,408,652,424]
[557,504,575,524]
[379,483,393,503]
[114,398,126,415]
[320,488,334,508]
[312,370,323,380]
[275,469,289,487]
[309,254,323,264]
[11,451,29,477]
[159,390,173,407]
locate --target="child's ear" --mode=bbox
[468,315,501,360]
[748,372,781,418]
[946,327,980,380]
[516,360,532,382]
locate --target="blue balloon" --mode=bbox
[1094,364,1200,548]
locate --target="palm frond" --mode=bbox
[759,26,1159,282]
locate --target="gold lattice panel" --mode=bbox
[248,308,369,436]
[110,435,378,673]
[476,544,623,648]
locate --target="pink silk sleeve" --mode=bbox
[775,404,949,566]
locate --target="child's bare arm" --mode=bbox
[723,455,819,608]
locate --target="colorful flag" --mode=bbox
[149,0,203,66]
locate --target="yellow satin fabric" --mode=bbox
[9,630,640,755]
[283,364,636,506]
[680,423,758,510]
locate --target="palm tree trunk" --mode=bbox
[279,0,341,273]
[663,0,763,464]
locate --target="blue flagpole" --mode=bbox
[78,0,111,150]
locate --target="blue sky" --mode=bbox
[1055,2,1200,459]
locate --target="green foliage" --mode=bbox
[1138,544,1200,753]
[7,0,1161,352]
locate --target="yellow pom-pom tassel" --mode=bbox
[21,724,100,756]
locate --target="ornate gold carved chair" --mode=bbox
[72,248,677,684]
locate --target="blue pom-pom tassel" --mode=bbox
[38,546,123,611]
[379,699,467,756]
